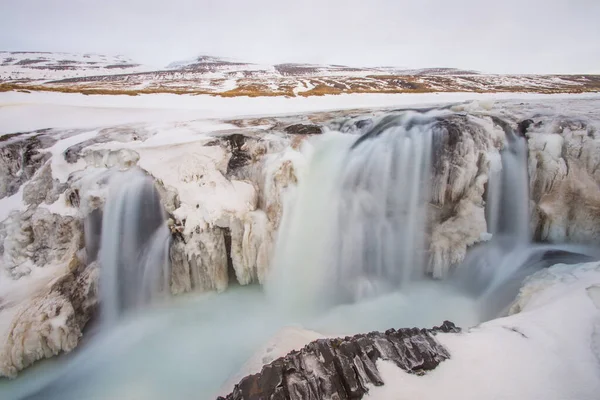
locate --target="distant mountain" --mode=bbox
[164,55,479,77]
[0,52,149,82]
[0,52,598,96]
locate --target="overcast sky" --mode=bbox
[1,0,598,73]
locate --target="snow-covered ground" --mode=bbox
[2,91,600,134]
[365,262,600,400]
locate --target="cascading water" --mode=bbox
[486,129,531,242]
[270,112,437,310]
[98,169,171,326]
[271,110,599,317]
[339,115,432,295]
[458,121,599,317]
[457,126,533,297]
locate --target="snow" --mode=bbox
[139,121,237,146]
[219,326,325,395]
[0,186,25,223]
[0,52,149,82]
[118,140,256,230]
[38,192,78,217]
[365,261,600,400]
[0,261,67,346]
[2,91,600,134]
[46,129,100,182]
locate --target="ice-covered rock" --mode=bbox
[0,131,56,200]
[0,257,98,378]
[527,117,600,244]
[427,114,505,277]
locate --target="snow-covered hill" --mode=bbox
[0,52,149,82]
[0,52,599,96]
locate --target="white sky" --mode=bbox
[1,0,599,74]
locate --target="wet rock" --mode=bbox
[355,119,373,131]
[284,124,323,135]
[224,134,252,172]
[219,321,459,400]
[517,119,534,136]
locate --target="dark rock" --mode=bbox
[224,134,252,172]
[517,119,534,136]
[218,321,459,400]
[354,119,372,131]
[284,124,323,135]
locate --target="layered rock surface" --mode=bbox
[218,322,460,400]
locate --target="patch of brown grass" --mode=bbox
[0,83,215,96]
[221,83,295,97]
[2,74,599,98]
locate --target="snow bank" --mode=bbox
[365,261,600,400]
[2,91,599,134]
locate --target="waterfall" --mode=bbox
[269,111,599,316]
[269,113,434,310]
[459,127,533,298]
[487,129,531,243]
[98,169,171,326]
[458,123,599,317]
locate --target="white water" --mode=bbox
[99,169,171,326]
[269,113,434,310]
[490,132,530,242]
[459,130,533,298]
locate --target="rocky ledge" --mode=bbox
[218,321,460,400]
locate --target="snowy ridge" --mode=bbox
[0,51,149,83]
[2,52,598,96]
